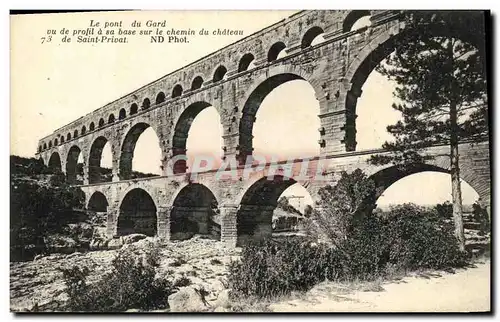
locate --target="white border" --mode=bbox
[3,1,499,321]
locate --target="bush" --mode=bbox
[229,171,470,300]
[228,238,333,298]
[61,246,172,312]
[10,178,85,260]
[379,204,468,270]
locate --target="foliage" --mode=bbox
[303,169,376,248]
[370,11,487,166]
[368,11,488,252]
[61,246,172,312]
[378,204,468,270]
[228,238,332,298]
[230,170,468,299]
[10,156,85,260]
[472,201,490,234]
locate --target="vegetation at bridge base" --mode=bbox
[368,11,488,252]
[10,155,86,261]
[228,170,469,299]
[61,242,172,312]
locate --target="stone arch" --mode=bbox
[172,84,183,98]
[54,138,58,146]
[171,101,221,173]
[81,125,87,135]
[343,10,371,32]
[49,141,53,148]
[87,191,108,212]
[117,188,157,237]
[238,53,255,72]
[66,145,82,184]
[67,133,71,141]
[267,41,287,62]
[301,26,325,48]
[191,76,204,90]
[238,70,325,163]
[119,108,126,120]
[236,175,303,245]
[89,122,95,131]
[142,98,151,109]
[48,151,62,172]
[89,136,112,184]
[130,103,139,115]
[170,183,220,240]
[156,91,166,104]
[368,162,485,207]
[73,129,79,138]
[119,122,161,180]
[98,118,105,128]
[213,65,227,82]
[343,16,485,152]
[43,142,47,150]
[61,137,65,144]
[108,114,115,124]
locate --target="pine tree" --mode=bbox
[369,11,488,251]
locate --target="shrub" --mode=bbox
[61,246,172,312]
[379,204,469,270]
[228,238,334,298]
[229,171,470,300]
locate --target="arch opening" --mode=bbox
[130,103,139,115]
[87,191,108,213]
[43,143,47,150]
[347,20,485,152]
[98,118,105,128]
[172,102,222,174]
[156,92,166,104]
[120,123,162,180]
[171,184,220,241]
[74,130,79,138]
[172,84,183,98]
[67,133,71,141]
[301,26,325,48]
[118,188,157,237]
[238,53,256,72]
[237,176,310,245]
[89,136,113,183]
[268,41,287,62]
[61,137,65,144]
[81,126,87,135]
[66,145,83,184]
[54,138,58,146]
[343,10,371,32]
[108,114,115,124]
[89,122,95,131]
[213,65,227,82]
[371,167,480,208]
[119,108,126,120]
[142,98,151,109]
[191,76,204,90]
[239,74,321,163]
[48,152,62,173]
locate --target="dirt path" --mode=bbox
[269,261,490,312]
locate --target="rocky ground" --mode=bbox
[10,235,240,312]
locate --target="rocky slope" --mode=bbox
[10,235,240,312]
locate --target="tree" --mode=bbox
[304,169,376,250]
[370,11,488,251]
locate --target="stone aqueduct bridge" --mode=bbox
[35,10,490,246]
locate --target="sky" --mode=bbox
[10,11,480,209]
